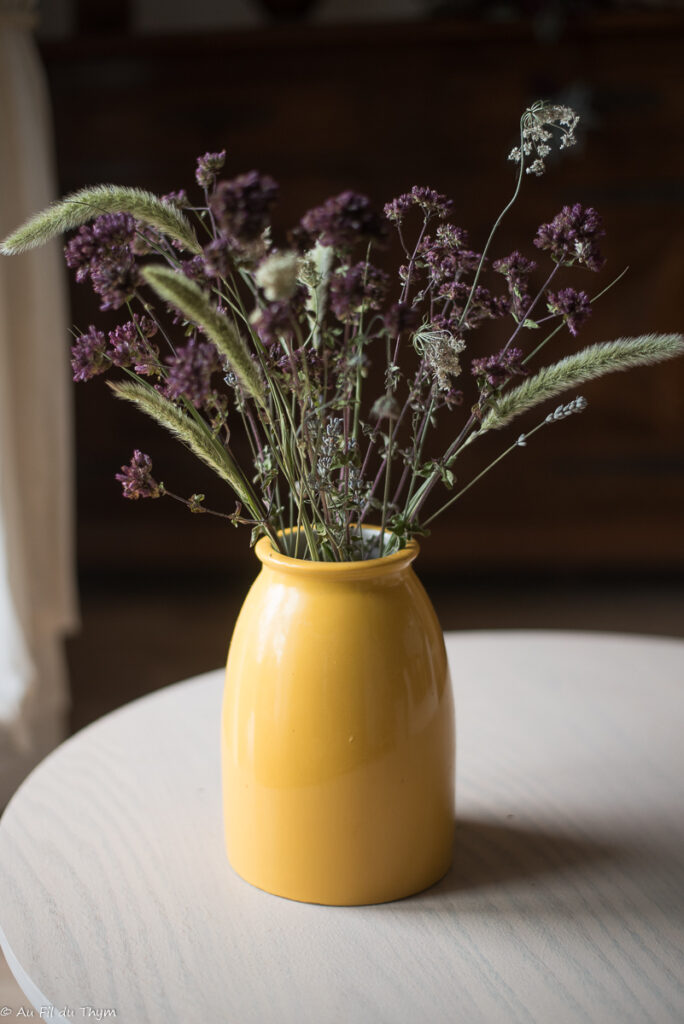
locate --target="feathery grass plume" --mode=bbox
[479,334,684,432]
[0,186,201,255]
[109,380,256,510]
[142,265,266,407]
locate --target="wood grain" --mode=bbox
[1,631,683,1023]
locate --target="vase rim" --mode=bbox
[254,526,419,578]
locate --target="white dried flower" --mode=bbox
[508,101,580,176]
[254,251,300,301]
[415,328,466,391]
[300,241,334,288]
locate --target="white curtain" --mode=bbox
[0,0,78,808]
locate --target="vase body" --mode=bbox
[221,535,455,905]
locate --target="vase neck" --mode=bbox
[254,534,419,582]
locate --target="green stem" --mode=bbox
[456,119,526,332]
[422,417,549,526]
[401,394,435,508]
[523,266,630,365]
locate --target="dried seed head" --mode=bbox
[415,328,466,391]
[508,101,580,176]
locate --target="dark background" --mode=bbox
[35,2,684,729]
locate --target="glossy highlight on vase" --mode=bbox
[221,533,455,905]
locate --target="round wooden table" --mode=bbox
[1,631,683,1024]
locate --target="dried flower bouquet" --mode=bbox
[2,101,682,561]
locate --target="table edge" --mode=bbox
[0,919,69,1020]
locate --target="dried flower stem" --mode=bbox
[457,118,527,331]
[423,397,587,526]
[523,266,630,365]
[501,263,561,355]
[109,379,280,544]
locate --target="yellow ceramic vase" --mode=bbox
[221,532,455,905]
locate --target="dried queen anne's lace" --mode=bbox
[414,329,466,392]
[508,102,579,176]
[329,262,389,322]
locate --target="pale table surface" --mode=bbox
[1,630,683,1024]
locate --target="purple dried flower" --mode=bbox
[71,325,110,382]
[409,186,453,218]
[251,286,309,347]
[493,250,537,319]
[383,194,412,224]
[492,251,537,278]
[202,238,233,279]
[91,257,139,310]
[115,450,162,500]
[433,224,468,250]
[300,192,388,250]
[384,302,420,336]
[108,315,159,373]
[329,262,389,322]
[439,386,463,410]
[65,213,140,310]
[417,226,481,285]
[251,300,294,347]
[471,346,527,388]
[546,287,592,336]
[444,249,482,279]
[384,186,453,224]
[164,336,220,406]
[428,313,461,335]
[210,170,278,245]
[439,282,510,327]
[534,204,605,272]
[161,189,189,208]
[69,213,136,265]
[268,340,323,377]
[64,229,95,281]
[195,150,226,189]
[180,255,211,285]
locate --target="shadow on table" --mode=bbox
[417,817,619,900]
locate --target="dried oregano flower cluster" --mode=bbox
[2,101,682,560]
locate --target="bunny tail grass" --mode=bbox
[109,381,256,510]
[480,333,684,432]
[0,186,201,255]
[142,265,266,407]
